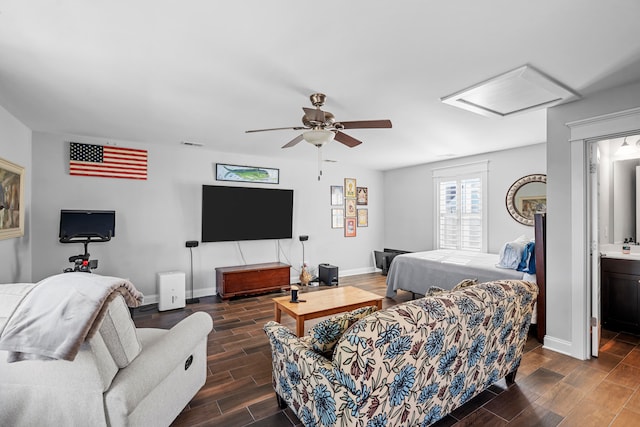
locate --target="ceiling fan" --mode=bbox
[246,93,392,179]
[246,93,392,148]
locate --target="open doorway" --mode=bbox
[591,133,640,357]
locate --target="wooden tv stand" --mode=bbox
[215,262,291,300]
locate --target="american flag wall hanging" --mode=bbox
[69,142,148,180]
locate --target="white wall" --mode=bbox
[383,143,546,253]
[31,132,384,302]
[547,79,640,358]
[0,104,31,283]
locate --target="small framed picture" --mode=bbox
[344,178,356,198]
[330,185,344,206]
[357,209,368,227]
[216,163,279,184]
[518,196,547,220]
[345,199,357,217]
[345,217,356,237]
[357,187,368,205]
[331,208,344,229]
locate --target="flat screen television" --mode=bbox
[59,210,116,241]
[202,185,293,242]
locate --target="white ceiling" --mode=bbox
[1,1,640,171]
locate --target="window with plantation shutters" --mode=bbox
[433,161,488,252]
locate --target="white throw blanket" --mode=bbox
[0,272,143,362]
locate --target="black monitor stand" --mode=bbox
[60,233,111,273]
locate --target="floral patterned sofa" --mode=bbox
[263,279,537,427]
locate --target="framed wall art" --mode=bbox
[357,209,368,227]
[216,163,279,184]
[0,156,25,240]
[357,187,368,205]
[344,178,356,198]
[330,185,344,206]
[331,208,344,228]
[345,199,357,217]
[518,196,547,219]
[345,217,356,237]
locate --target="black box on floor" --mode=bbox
[318,263,339,286]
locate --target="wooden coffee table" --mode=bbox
[273,286,384,336]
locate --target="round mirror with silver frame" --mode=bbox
[506,174,547,226]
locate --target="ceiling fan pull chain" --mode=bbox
[318,145,323,181]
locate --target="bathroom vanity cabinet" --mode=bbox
[601,257,640,334]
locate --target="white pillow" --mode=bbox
[496,235,528,269]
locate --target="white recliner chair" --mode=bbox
[0,284,213,426]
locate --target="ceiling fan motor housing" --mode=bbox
[309,93,326,107]
[302,111,335,128]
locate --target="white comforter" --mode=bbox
[0,272,143,362]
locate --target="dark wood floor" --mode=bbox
[132,273,640,427]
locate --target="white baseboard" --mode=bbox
[542,335,578,359]
[341,267,378,276]
[142,267,379,306]
[289,267,378,285]
[142,287,216,305]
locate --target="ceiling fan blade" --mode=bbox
[337,119,392,129]
[246,126,306,133]
[334,131,363,148]
[302,107,326,124]
[282,134,304,148]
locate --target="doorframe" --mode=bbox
[566,106,640,360]
[589,141,600,358]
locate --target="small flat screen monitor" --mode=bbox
[59,210,115,241]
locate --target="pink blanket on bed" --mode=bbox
[0,272,143,362]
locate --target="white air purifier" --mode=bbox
[157,271,186,311]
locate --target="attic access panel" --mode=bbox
[441,65,579,117]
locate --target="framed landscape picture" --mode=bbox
[0,156,25,240]
[216,163,279,184]
[345,217,356,237]
[518,196,547,220]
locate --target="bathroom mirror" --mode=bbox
[611,158,640,243]
[506,174,547,226]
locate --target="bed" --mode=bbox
[385,213,546,342]
[385,250,532,297]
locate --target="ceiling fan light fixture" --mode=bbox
[302,129,335,147]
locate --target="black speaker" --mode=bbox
[318,263,338,286]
